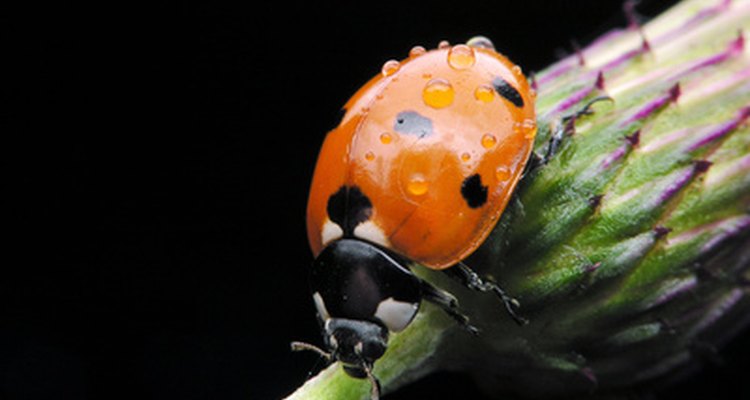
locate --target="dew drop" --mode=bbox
[512,65,523,76]
[381,59,400,77]
[495,165,511,181]
[423,78,454,109]
[467,36,495,50]
[409,45,427,57]
[380,132,393,144]
[447,44,475,70]
[522,119,537,139]
[461,152,471,162]
[474,85,495,103]
[481,133,497,149]
[407,174,429,196]
[438,40,450,49]
[365,151,375,161]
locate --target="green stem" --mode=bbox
[285,0,750,398]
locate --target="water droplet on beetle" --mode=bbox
[447,44,475,70]
[423,78,454,109]
[461,152,471,162]
[474,85,495,103]
[365,151,375,161]
[381,59,400,76]
[380,132,393,144]
[512,65,523,76]
[496,165,511,181]
[438,40,450,49]
[481,133,497,149]
[466,36,495,50]
[407,174,429,196]
[409,45,426,57]
[522,119,537,139]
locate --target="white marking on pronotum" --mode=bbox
[374,297,418,332]
[321,218,344,247]
[313,292,331,320]
[323,319,338,350]
[353,221,391,248]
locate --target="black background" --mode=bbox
[6,0,750,399]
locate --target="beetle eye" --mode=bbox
[361,339,386,361]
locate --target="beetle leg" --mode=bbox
[540,95,614,166]
[353,345,381,400]
[362,362,381,400]
[420,279,479,335]
[449,262,528,326]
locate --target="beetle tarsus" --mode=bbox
[452,262,528,326]
[420,279,480,335]
[542,95,614,165]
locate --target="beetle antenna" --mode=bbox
[290,341,333,362]
[362,362,381,400]
[355,344,381,400]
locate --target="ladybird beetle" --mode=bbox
[293,37,537,398]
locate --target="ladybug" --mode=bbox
[293,37,537,398]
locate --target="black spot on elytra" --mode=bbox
[461,174,488,208]
[492,77,524,108]
[394,111,433,138]
[327,186,373,236]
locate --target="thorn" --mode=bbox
[653,225,672,239]
[694,160,713,174]
[625,129,641,147]
[595,71,606,91]
[572,40,586,66]
[738,105,750,121]
[669,83,681,103]
[585,261,602,273]
[588,194,603,209]
[623,0,641,30]
[580,366,599,388]
[620,85,678,126]
[733,30,745,53]
[641,36,652,53]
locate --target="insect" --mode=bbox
[292,37,539,399]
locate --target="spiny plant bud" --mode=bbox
[287,1,749,398]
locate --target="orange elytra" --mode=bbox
[306,40,536,270]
